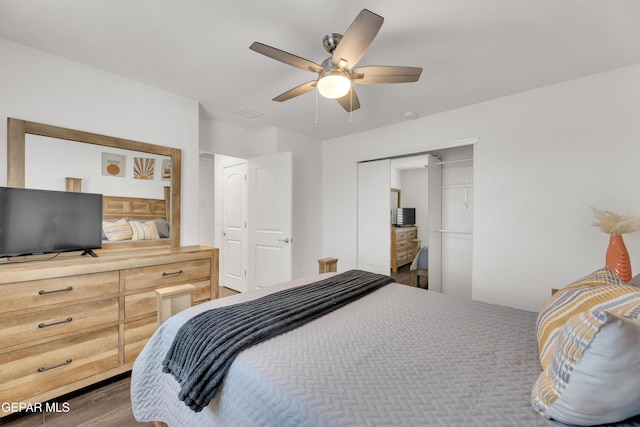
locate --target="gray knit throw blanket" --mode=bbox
[162,269,394,412]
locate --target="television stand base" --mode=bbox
[81,249,99,257]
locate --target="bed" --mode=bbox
[131,269,640,427]
[101,187,171,242]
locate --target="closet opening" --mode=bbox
[357,143,474,298]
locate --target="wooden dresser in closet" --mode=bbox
[391,226,419,272]
[0,245,218,417]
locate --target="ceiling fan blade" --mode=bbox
[351,66,423,84]
[250,42,323,73]
[332,9,383,69]
[336,87,361,112]
[273,81,317,102]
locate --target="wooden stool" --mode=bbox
[156,284,196,325]
[411,269,429,289]
[318,257,338,273]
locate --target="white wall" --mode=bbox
[322,62,640,312]
[0,38,200,245]
[199,118,276,159]
[199,156,216,247]
[275,128,323,279]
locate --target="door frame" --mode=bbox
[355,139,477,292]
[214,152,293,291]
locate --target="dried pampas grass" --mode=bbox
[592,207,640,235]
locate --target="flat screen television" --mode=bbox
[396,208,416,226]
[0,187,103,258]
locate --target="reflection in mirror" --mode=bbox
[391,188,401,224]
[26,134,171,200]
[7,118,181,249]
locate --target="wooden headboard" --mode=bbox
[103,186,170,221]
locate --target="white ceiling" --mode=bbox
[1,1,640,141]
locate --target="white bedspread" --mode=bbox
[132,273,555,426]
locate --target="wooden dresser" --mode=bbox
[0,245,218,417]
[391,226,419,272]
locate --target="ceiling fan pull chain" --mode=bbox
[349,90,353,125]
[315,87,319,124]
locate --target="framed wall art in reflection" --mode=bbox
[161,158,171,181]
[102,152,126,177]
[134,157,155,180]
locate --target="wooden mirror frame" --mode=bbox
[6,118,182,249]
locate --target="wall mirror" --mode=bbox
[391,188,401,224]
[7,118,181,249]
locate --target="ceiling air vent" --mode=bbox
[234,107,263,119]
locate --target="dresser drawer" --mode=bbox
[124,317,157,364]
[0,298,119,349]
[0,272,120,314]
[396,240,409,251]
[124,280,210,319]
[397,228,417,241]
[124,259,211,291]
[0,327,119,404]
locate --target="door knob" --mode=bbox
[278,237,290,244]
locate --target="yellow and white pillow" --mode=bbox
[128,220,160,240]
[102,218,133,241]
[536,266,626,368]
[532,267,640,425]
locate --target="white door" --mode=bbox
[357,159,391,275]
[248,152,292,289]
[221,161,248,292]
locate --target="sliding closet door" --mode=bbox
[357,159,391,275]
[427,154,442,292]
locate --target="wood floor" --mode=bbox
[390,263,413,286]
[0,373,152,427]
[1,278,420,426]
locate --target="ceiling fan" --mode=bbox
[249,9,423,112]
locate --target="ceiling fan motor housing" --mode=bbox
[322,33,343,53]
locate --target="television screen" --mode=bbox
[0,187,103,258]
[396,208,416,226]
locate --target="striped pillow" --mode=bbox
[128,220,160,240]
[531,292,640,425]
[535,266,625,368]
[103,218,133,241]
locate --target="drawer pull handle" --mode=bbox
[39,286,73,295]
[162,269,183,277]
[38,317,73,328]
[38,358,72,372]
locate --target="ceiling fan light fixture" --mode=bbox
[317,69,351,99]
